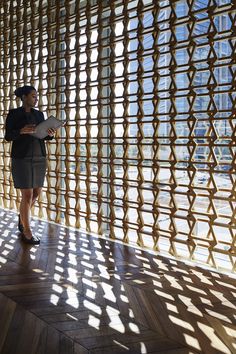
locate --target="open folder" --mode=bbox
[31,115,65,139]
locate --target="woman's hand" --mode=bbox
[47,128,56,137]
[20,124,36,134]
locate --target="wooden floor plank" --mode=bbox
[204,314,236,354]
[0,210,235,354]
[0,294,16,353]
[1,303,27,354]
[0,293,88,354]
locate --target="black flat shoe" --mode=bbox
[21,233,40,245]
[18,214,24,233]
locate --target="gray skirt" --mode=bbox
[12,157,47,189]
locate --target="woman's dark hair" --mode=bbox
[14,85,36,99]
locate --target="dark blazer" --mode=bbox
[4,107,53,158]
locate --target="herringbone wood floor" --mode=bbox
[0,209,235,354]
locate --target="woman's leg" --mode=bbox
[19,188,33,238]
[19,187,42,242]
[31,187,42,207]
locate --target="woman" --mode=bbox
[5,85,55,245]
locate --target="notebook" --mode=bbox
[31,115,65,139]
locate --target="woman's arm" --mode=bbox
[5,110,36,141]
[4,110,21,141]
[44,132,54,141]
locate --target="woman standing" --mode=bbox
[5,85,55,244]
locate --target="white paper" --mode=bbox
[31,115,65,139]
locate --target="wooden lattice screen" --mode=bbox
[0,0,236,272]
